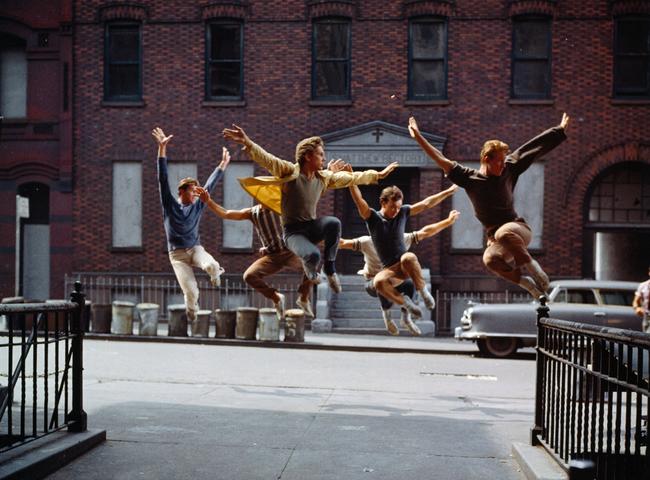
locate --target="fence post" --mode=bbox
[531,295,549,445]
[68,280,87,432]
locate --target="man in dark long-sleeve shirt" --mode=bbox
[409,113,570,298]
[152,127,229,324]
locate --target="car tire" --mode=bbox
[477,337,518,358]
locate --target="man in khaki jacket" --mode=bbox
[223,125,397,293]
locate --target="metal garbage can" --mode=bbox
[215,309,236,339]
[137,303,159,336]
[192,309,211,337]
[1,296,24,331]
[91,303,111,333]
[235,307,258,340]
[284,308,305,343]
[83,300,91,332]
[112,301,135,335]
[167,304,188,337]
[45,299,68,331]
[258,307,280,341]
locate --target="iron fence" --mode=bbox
[533,298,649,479]
[0,282,86,453]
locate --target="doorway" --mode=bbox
[18,183,50,300]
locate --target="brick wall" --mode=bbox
[71,0,650,291]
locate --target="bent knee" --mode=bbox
[401,252,417,264]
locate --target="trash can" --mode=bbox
[284,308,305,343]
[258,307,280,341]
[235,307,258,340]
[167,304,188,337]
[1,296,23,331]
[215,309,236,339]
[83,300,92,332]
[45,299,68,331]
[112,301,135,335]
[137,303,159,336]
[192,309,211,337]
[91,303,111,333]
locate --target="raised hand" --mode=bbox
[447,184,459,194]
[223,124,250,146]
[448,210,460,223]
[194,186,210,203]
[218,147,231,170]
[327,158,347,173]
[152,127,173,146]
[560,112,570,132]
[408,117,420,138]
[378,161,399,179]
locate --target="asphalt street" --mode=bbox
[47,337,535,479]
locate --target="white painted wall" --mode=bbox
[112,162,142,247]
[23,224,49,300]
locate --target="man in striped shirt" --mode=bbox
[195,188,313,320]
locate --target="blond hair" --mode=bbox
[379,185,403,204]
[480,140,509,164]
[295,136,324,166]
[177,177,198,192]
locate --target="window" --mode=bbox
[599,290,635,306]
[222,163,254,249]
[312,18,351,100]
[614,17,650,98]
[206,20,243,100]
[511,16,551,99]
[408,17,447,100]
[555,289,597,305]
[112,162,142,248]
[104,23,142,101]
[588,163,650,224]
[0,33,27,118]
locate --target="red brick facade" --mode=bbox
[2,0,649,298]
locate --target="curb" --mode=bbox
[512,442,567,480]
[0,429,106,480]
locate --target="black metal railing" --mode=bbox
[0,282,86,452]
[532,297,649,479]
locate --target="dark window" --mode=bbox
[104,23,142,101]
[206,21,243,100]
[600,290,635,306]
[408,17,447,100]
[511,16,551,99]
[556,289,597,305]
[614,17,650,98]
[588,163,650,225]
[312,18,351,100]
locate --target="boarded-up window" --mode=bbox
[112,162,142,247]
[0,34,27,118]
[223,163,254,249]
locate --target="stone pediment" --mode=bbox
[320,120,446,168]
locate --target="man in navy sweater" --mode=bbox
[152,127,230,324]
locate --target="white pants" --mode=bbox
[168,245,222,320]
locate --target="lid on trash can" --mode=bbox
[215,308,235,314]
[113,301,135,307]
[236,307,258,312]
[167,304,186,311]
[136,303,159,310]
[2,296,24,304]
[197,309,212,315]
[259,308,277,314]
[285,308,304,318]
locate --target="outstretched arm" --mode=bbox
[338,238,356,250]
[409,117,454,175]
[509,112,570,174]
[152,127,173,158]
[410,184,458,215]
[414,210,460,241]
[223,124,295,178]
[195,187,252,221]
[152,127,175,205]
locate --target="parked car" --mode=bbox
[454,280,640,357]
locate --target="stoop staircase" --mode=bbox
[329,274,421,335]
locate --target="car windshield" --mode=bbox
[600,290,635,306]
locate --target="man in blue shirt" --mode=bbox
[152,127,230,325]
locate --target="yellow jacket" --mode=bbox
[238,141,380,214]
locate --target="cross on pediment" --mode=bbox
[372,127,383,143]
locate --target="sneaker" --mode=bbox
[296,297,314,318]
[274,293,285,321]
[382,310,399,336]
[525,259,549,292]
[419,287,436,310]
[304,268,320,284]
[326,273,342,294]
[210,266,225,288]
[400,307,421,336]
[520,275,544,299]
[402,295,422,319]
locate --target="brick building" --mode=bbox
[0,0,73,300]
[2,0,650,306]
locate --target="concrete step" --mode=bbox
[332,318,387,328]
[331,308,405,319]
[331,327,426,336]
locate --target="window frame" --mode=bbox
[205,18,245,101]
[311,16,352,101]
[104,21,143,102]
[407,16,448,101]
[0,32,28,118]
[613,15,650,99]
[510,15,552,100]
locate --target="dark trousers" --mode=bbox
[284,216,341,276]
[366,278,415,310]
